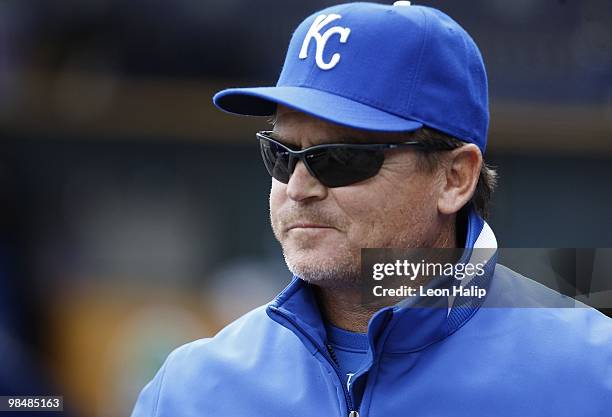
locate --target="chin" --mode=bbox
[282,247,361,288]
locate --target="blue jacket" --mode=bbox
[131,212,612,417]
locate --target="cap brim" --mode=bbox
[213,86,423,132]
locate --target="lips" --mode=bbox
[287,223,335,231]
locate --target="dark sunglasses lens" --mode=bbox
[259,138,291,183]
[307,147,384,187]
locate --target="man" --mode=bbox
[132,2,612,416]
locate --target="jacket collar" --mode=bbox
[267,207,498,355]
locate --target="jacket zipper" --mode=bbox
[269,306,359,417]
[327,310,394,417]
[326,343,360,417]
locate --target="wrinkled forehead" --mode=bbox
[272,105,412,147]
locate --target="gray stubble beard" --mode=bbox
[280,240,365,289]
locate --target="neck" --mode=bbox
[315,218,457,333]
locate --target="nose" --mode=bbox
[286,160,328,202]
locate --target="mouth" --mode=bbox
[287,223,336,231]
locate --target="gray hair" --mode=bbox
[408,127,498,220]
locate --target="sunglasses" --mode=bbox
[256,130,455,188]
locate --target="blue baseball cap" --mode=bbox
[213,1,489,152]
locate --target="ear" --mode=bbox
[437,144,482,215]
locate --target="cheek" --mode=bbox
[269,180,289,236]
[269,180,284,212]
[330,186,389,242]
[332,175,439,245]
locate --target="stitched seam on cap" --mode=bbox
[406,7,430,114]
[402,9,478,143]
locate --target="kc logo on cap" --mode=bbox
[298,14,351,70]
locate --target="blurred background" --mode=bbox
[0,0,610,416]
